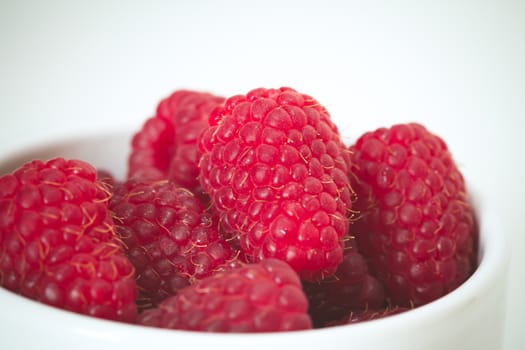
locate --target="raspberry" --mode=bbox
[138,259,312,332]
[128,90,224,193]
[110,178,238,309]
[0,158,137,322]
[303,246,386,328]
[198,87,352,281]
[349,123,478,306]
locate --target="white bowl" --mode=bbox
[0,131,510,350]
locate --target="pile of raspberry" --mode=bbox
[0,87,478,332]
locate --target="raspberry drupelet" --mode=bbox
[198,87,353,281]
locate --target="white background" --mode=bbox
[0,0,523,348]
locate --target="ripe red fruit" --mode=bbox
[110,178,239,309]
[138,258,312,332]
[198,87,352,281]
[0,158,137,322]
[128,89,224,192]
[303,246,386,328]
[349,123,478,306]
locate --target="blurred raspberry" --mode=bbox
[303,245,385,328]
[138,258,312,332]
[128,90,224,194]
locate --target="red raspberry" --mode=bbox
[199,87,352,281]
[0,158,137,322]
[303,245,385,328]
[110,178,238,309]
[138,259,312,332]
[128,90,224,192]
[349,123,478,306]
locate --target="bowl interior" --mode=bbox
[0,130,510,350]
